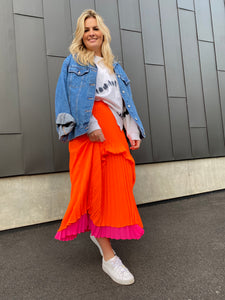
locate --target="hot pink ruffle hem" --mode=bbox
[55,213,144,241]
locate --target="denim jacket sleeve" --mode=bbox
[55,55,75,142]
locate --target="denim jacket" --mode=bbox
[55,54,145,142]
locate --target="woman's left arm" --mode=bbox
[129,139,141,150]
[123,112,141,150]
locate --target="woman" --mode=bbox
[55,9,145,285]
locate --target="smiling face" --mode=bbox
[82,17,103,56]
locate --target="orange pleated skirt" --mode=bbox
[55,100,144,241]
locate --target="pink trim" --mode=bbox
[55,214,144,241]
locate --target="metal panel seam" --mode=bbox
[41,16,56,171]
[157,0,175,159]
[209,0,225,143]
[192,0,210,153]
[12,11,25,174]
[177,6,193,156]
[117,0,124,66]
[138,0,154,160]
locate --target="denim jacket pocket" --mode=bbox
[68,66,90,88]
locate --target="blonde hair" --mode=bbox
[69,9,114,72]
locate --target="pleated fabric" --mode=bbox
[55,100,144,241]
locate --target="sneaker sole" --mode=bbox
[102,264,135,285]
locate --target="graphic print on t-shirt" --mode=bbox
[93,56,140,140]
[96,80,117,94]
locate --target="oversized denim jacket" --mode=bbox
[55,54,145,142]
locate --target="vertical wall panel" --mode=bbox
[13,0,43,17]
[70,0,95,32]
[179,9,206,127]
[194,0,213,42]
[140,0,164,65]
[190,128,209,158]
[145,65,173,161]
[0,135,24,177]
[43,0,72,57]
[169,98,192,159]
[121,30,152,163]
[218,71,225,140]
[199,41,225,156]
[159,0,186,97]
[0,0,21,133]
[95,0,122,62]
[47,56,69,171]
[210,0,225,70]
[177,0,194,11]
[2,0,225,178]
[14,15,54,173]
[118,0,141,31]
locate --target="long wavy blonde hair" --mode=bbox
[69,9,114,72]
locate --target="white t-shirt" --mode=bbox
[88,56,140,141]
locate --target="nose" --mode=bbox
[89,29,95,36]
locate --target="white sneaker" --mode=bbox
[102,255,135,285]
[90,235,116,257]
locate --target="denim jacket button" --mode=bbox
[118,75,121,78]
[135,117,138,121]
[122,90,125,93]
[128,104,131,108]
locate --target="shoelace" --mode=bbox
[111,257,129,276]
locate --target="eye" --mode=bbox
[94,27,99,31]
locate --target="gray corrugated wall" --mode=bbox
[1,0,225,177]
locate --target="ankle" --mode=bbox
[96,237,115,261]
[103,252,115,262]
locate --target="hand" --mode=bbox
[129,139,141,150]
[88,129,105,142]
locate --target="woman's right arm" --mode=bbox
[55,56,75,142]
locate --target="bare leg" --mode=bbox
[96,237,115,261]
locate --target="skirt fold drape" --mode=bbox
[55,101,144,241]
